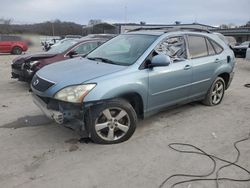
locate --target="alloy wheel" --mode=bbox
[211,80,224,105]
[94,107,130,141]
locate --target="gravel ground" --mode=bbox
[0,47,250,188]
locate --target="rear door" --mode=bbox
[186,35,223,98]
[147,35,193,111]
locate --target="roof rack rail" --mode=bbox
[167,27,211,33]
[128,26,211,33]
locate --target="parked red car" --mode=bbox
[11,35,114,82]
[0,35,28,54]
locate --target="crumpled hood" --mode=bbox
[36,57,127,86]
[13,52,57,65]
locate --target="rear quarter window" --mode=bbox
[206,38,216,55]
[210,39,223,54]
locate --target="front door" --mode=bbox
[147,35,193,112]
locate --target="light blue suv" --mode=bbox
[31,28,235,144]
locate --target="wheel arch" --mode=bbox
[218,72,230,89]
[84,81,148,118]
[84,91,145,119]
[11,45,23,53]
[118,92,144,119]
[213,64,232,90]
[11,44,23,50]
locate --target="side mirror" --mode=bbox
[149,54,171,68]
[248,43,250,48]
[68,51,78,58]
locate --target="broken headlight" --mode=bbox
[54,84,96,103]
[29,60,40,68]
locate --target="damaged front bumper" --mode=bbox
[32,94,83,125]
[32,94,64,124]
[12,68,34,81]
[11,64,35,81]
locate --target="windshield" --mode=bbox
[86,34,158,66]
[48,39,78,53]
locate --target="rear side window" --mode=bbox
[210,40,223,54]
[0,36,21,41]
[1,36,9,41]
[74,42,99,55]
[187,36,208,58]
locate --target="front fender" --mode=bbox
[84,70,149,111]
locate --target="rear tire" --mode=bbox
[202,77,225,106]
[85,99,137,144]
[12,46,23,55]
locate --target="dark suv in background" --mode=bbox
[0,35,28,55]
[232,41,250,58]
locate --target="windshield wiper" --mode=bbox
[81,53,87,58]
[87,57,117,65]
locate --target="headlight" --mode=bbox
[29,60,40,67]
[54,84,96,103]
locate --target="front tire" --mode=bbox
[202,77,225,106]
[85,99,137,144]
[12,46,23,55]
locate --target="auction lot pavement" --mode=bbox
[0,48,250,188]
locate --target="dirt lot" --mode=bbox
[0,47,250,188]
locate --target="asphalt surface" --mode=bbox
[0,47,250,188]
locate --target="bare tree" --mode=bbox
[0,18,12,33]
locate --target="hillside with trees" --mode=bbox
[0,19,83,36]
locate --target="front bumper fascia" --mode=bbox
[32,92,109,125]
[11,67,34,81]
[32,94,64,124]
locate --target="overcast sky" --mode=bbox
[0,0,249,26]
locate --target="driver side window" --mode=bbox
[74,42,98,55]
[154,36,187,62]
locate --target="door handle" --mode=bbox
[184,65,192,70]
[214,58,220,63]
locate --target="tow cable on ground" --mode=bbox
[159,132,250,188]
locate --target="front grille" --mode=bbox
[32,74,55,92]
